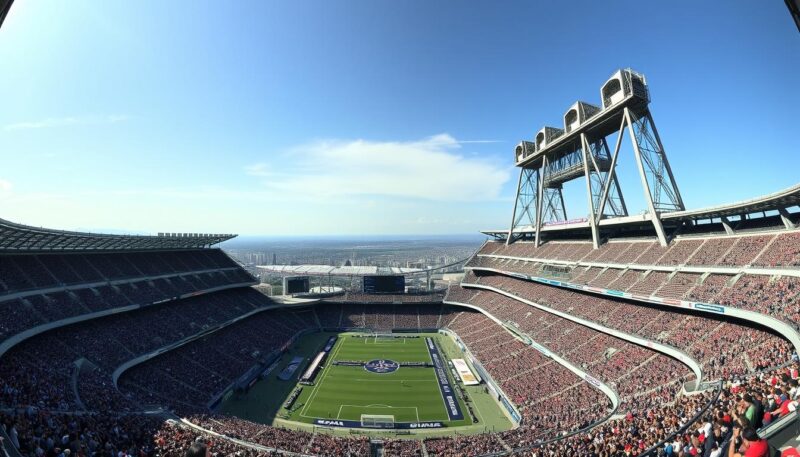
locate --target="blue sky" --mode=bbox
[0,1,798,236]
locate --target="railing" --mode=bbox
[638,381,722,457]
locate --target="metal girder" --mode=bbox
[506,167,540,245]
[534,156,548,247]
[542,187,567,223]
[505,70,685,249]
[779,208,798,229]
[581,134,600,248]
[627,110,685,212]
[625,107,669,246]
[720,216,735,235]
[587,137,627,218]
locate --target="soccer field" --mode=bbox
[220,331,513,435]
[296,335,464,425]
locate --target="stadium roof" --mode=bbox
[661,182,800,221]
[258,265,424,276]
[483,182,800,238]
[0,217,236,252]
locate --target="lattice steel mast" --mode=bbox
[507,69,684,248]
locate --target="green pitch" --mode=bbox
[298,335,463,424]
[220,331,513,436]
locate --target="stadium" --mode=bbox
[2,2,800,457]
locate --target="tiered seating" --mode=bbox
[627,271,670,296]
[632,243,669,265]
[119,309,316,410]
[457,273,792,381]
[753,232,800,267]
[606,269,641,291]
[447,284,692,410]
[322,291,445,304]
[394,305,419,328]
[478,230,800,271]
[418,304,443,328]
[0,250,241,295]
[0,287,275,411]
[470,253,800,333]
[685,274,732,302]
[685,237,735,266]
[3,239,800,456]
[588,268,622,286]
[655,272,701,299]
[656,239,703,266]
[0,249,255,344]
[719,235,773,266]
[613,242,651,263]
[717,275,800,325]
[443,308,612,447]
[571,266,603,283]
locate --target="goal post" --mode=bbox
[360,414,395,429]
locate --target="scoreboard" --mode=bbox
[363,275,405,294]
[283,276,310,295]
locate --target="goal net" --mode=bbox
[360,414,395,429]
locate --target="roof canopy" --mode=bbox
[0,217,235,252]
[257,265,423,276]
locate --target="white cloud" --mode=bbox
[247,134,510,202]
[3,114,129,131]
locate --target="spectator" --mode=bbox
[185,440,209,457]
[729,426,769,457]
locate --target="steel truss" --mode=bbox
[507,105,684,248]
[506,168,539,244]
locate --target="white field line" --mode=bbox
[300,335,346,417]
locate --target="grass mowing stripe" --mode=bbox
[302,336,449,423]
[221,331,515,436]
[300,333,346,418]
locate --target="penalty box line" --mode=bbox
[336,404,420,423]
[323,376,426,382]
[363,337,408,345]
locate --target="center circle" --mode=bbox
[364,359,400,374]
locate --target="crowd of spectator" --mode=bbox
[0,259,254,344]
[316,303,446,330]
[441,308,615,448]
[456,272,793,382]
[477,230,800,268]
[446,286,800,455]
[323,291,445,304]
[424,434,507,456]
[468,251,800,334]
[0,287,281,412]
[0,410,163,456]
[2,238,800,456]
[0,250,245,295]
